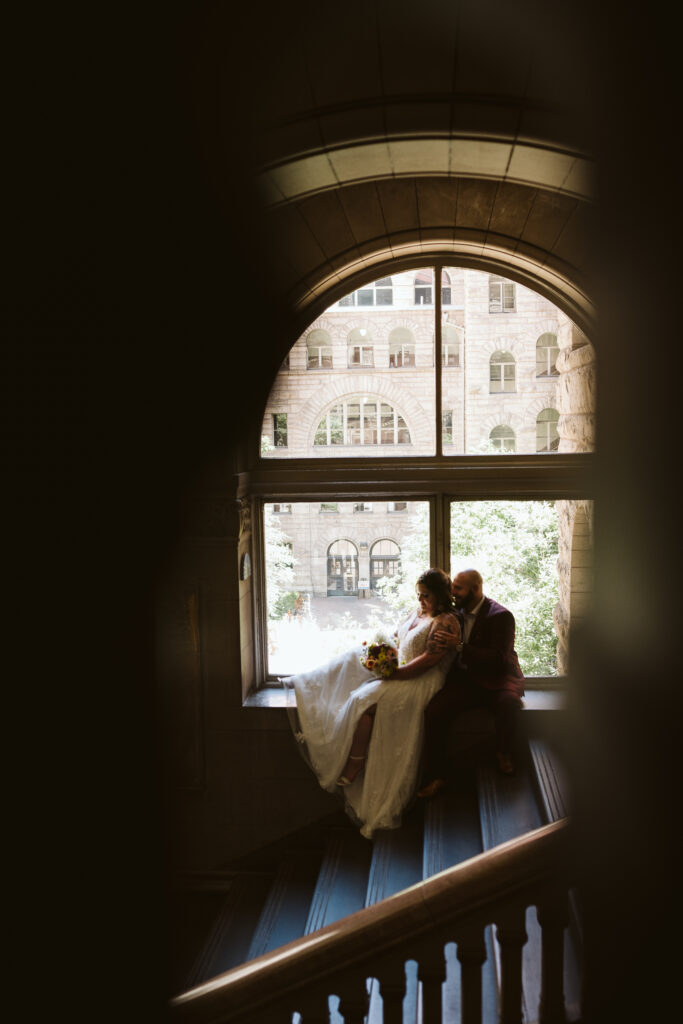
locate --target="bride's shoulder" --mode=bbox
[431,611,460,631]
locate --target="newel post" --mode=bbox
[536,890,569,1024]
[495,906,528,1024]
[456,924,487,1024]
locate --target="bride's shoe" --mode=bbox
[337,755,366,787]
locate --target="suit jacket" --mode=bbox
[446,596,524,696]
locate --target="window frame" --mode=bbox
[243,259,594,692]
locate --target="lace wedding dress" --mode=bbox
[284,610,457,839]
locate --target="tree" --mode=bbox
[376,500,559,675]
[263,503,296,620]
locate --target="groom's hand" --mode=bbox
[432,628,460,649]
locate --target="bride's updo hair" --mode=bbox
[417,568,455,615]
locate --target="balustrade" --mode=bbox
[170,819,575,1024]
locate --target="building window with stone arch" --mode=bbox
[348,328,374,367]
[339,277,393,307]
[327,540,359,595]
[370,539,401,589]
[489,425,516,452]
[536,333,560,377]
[442,323,461,366]
[489,275,516,312]
[490,351,516,393]
[389,327,415,367]
[306,329,333,369]
[537,408,560,451]
[314,396,411,447]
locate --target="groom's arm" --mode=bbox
[393,615,460,680]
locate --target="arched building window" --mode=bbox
[537,408,560,451]
[327,540,358,595]
[339,277,393,307]
[370,539,400,589]
[348,328,374,367]
[536,333,560,376]
[489,425,516,452]
[306,329,333,369]
[389,327,415,367]
[489,275,516,312]
[314,396,411,446]
[490,351,516,392]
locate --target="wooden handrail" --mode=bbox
[170,819,571,1023]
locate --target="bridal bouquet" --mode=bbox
[360,631,399,679]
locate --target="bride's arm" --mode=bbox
[391,613,461,680]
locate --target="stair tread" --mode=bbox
[247,850,323,960]
[183,872,273,989]
[304,826,374,934]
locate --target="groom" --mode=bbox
[418,568,525,797]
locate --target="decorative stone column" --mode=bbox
[554,320,596,675]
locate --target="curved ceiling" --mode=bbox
[192,2,598,330]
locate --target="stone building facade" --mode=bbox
[259,268,595,622]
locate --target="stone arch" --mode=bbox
[296,375,433,449]
[481,336,525,361]
[480,411,525,435]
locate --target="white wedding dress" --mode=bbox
[284,610,457,839]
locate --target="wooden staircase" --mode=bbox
[168,738,580,1022]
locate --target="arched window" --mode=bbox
[536,333,560,376]
[489,275,516,312]
[414,269,451,306]
[348,328,374,367]
[339,277,393,307]
[389,327,415,367]
[442,324,461,366]
[370,539,400,589]
[489,425,516,452]
[327,540,359,595]
[314,396,411,446]
[537,408,560,451]
[306,329,333,369]
[490,351,516,392]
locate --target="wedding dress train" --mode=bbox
[285,611,456,839]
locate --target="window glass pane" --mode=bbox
[262,266,580,459]
[264,500,429,675]
[449,500,559,675]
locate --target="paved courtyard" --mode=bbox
[268,594,398,676]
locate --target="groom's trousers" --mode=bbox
[421,675,522,782]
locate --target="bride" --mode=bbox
[283,568,461,839]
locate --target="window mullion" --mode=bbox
[435,263,443,455]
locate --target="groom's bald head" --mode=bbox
[451,569,483,610]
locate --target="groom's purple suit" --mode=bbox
[421,597,524,780]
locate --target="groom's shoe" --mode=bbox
[417,778,447,799]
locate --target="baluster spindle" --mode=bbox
[456,926,487,1024]
[496,907,528,1024]
[418,944,447,1024]
[537,892,569,1024]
